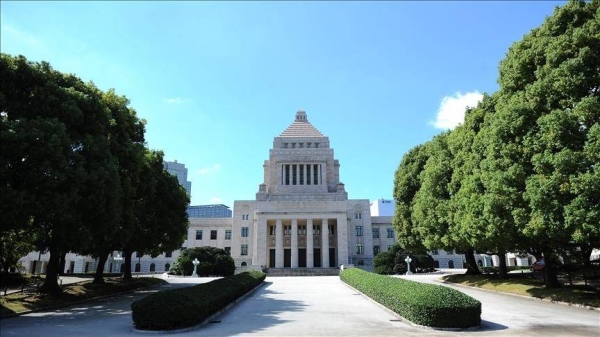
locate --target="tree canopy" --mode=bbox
[0,54,189,290]
[392,0,599,288]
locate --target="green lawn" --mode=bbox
[0,277,166,318]
[442,274,600,308]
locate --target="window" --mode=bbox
[356,243,364,255]
[329,225,335,235]
[431,249,439,255]
[165,263,171,271]
[224,247,231,255]
[355,213,362,220]
[242,214,249,220]
[210,230,217,240]
[373,245,380,256]
[355,226,363,236]
[149,263,156,272]
[165,251,172,258]
[372,228,379,238]
[241,244,248,256]
[313,225,320,235]
[284,225,291,235]
[196,230,203,240]
[269,225,275,236]
[225,230,232,240]
[298,225,306,235]
[241,227,249,237]
[387,228,394,238]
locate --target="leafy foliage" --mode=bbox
[170,246,235,276]
[391,0,599,287]
[373,244,434,275]
[340,268,481,328]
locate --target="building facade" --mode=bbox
[164,160,192,197]
[187,204,232,218]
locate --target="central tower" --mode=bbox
[256,110,347,202]
[232,110,372,271]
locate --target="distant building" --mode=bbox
[370,198,395,216]
[187,204,232,218]
[164,160,192,198]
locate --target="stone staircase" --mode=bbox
[265,268,340,277]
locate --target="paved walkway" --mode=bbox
[1,273,598,336]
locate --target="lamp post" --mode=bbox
[405,256,413,275]
[114,254,123,275]
[192,258,200,277]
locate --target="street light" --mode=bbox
[405,256,413,275]
[192,258,200,277]
[114,254,123,274]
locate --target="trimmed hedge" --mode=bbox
[340,268,480,328]
[131,270,265,331]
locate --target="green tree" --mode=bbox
[121,149,189,279]
[0,54,120,292]
[373,244,433,275]
[84,89,146,284]
[489,0,599,287]
[392,143,430,252]
[170,247,235,276]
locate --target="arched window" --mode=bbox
[135,263,141,272]
[448,260,455,269]
[477,259,483,267]
[165,263,171,271]
[433,260,440,268]
[241,262,247,267]
[149,263,156,272]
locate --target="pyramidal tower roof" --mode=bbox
[279,110,324,137]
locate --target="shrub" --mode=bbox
[340,268,480,328]
[131,270,265,331]
[169,246,235,276]
[373,244,435,275]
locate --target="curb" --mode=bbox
[339,280,481,331]
[436,278,600,311]
[0,278,168,319]
[131,280,266,334]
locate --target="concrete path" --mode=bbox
[1,273,598,337]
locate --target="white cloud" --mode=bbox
[165,97,184,104]
[196,163,221,175]
[431,91,483,130]
[210,197,223,203]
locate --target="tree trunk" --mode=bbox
[464,248,481,275]
[543,246,561,288]
[58,252,67,276]
[39,247,62,293]
[498,252,508,279]
[93,253,109,284]
[122,249,132,280]
[581,245,593,267]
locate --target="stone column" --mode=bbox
[336,215,349,267]
[275,219,283,268]
[256,218,268,267]
[317,164,321,185]
[322,218,329,268]
[291,219,298,268]
[307,219,314,268]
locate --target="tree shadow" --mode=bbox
[186,281,308,336]
[477,319,508,331]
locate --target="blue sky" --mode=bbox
[1,1,564,207]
